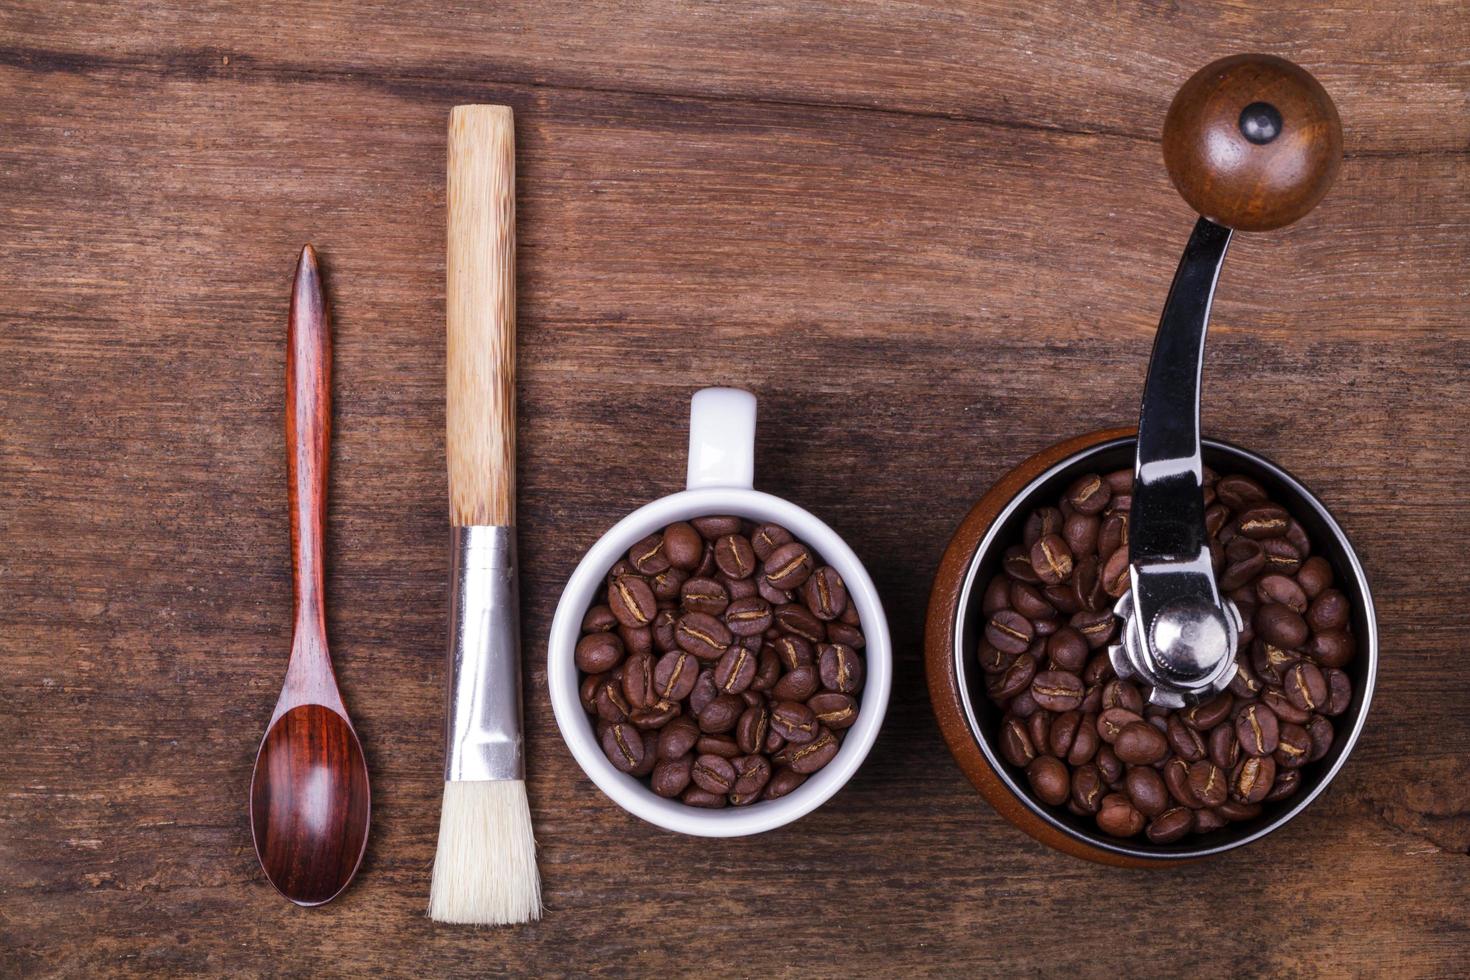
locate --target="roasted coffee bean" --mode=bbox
[676,611,732,660]
[1259,688,1308,728]
[619,624,653,660]
[652,608,680,652]
[1068,715,1100,765]
[1064,512,1101,559]
[1252,641,1298,684]
[609,575,657,628]
[1027,711,1052,754]
[681,577,729,615]
[819,643,864,694]
[630,700,680,730]
[1009,687,1042,718]
[770,701,818,744]
[1010,582,1054,620]
[1216,474,1267,510]
[1230,755,1275,804]
[689,669,718,715]
[1097,794,1146,838]
[691,515,742,540]
[774,603,826,644]
[713,534,757,580]
[1260,538,1303,574]
[1098,511,1129,557]
[1308,630,1354,668]
[724,596,773,637]
[1256,603,1309,649]
[810,692,859,731]
[1096,744,1124,785]
[730,755,772,804]
[629,533,671,575]
[1307,589,1350,633]
[1101,680,1144,714]
[1071,555,1105,612]
[802,566,847,621]
[1071,763,1105,814]
[1125,766,1169,818]
[1193,808,1228,833]
[1219,538,1267,592]
[681,787,727,808]
[1115,722,1169,765]
[1274,722,1312,769]
[1167,714,1207,762]
[1208,723,1240,770]
[651,754,693,798]
[1228,660,1264,699]
[734,704,769,755]
[607,560,637,584]
[1237,504,1290,539]
[1284,660,1327,713]
[1066,473,1112,515]
[657,716,700,760]
[772,664,820,702]
[1307,715,1334,762]
[1323,668,1352,716]
[985,610,1034,655]
[1257,574,1308,613]
[601,722,645,773]
[1265,768,1302,802]
[1046,628,1089,673]
[1026,755,1070,806]
[595,673,632,723]
[763,768,806,800]
[982,575,1011,615]
[697,734,741,758]
[1024,507,1065,548]
[636,733,661,775]
[723,575,757,601]
[582,605,618,633]
[661,522,704,571]
[1235,703,1280,757]
[696,693,743,734]
[826,620,865,650]
[1101,547,1130,598]
[1296,556,1333,599]
[1003,545,1041,582]
[1000,716,1037,767]
[1147,806,1195,844]
[787,727,840,774]
[1182,692,1233,731]
[768,635,814,672]
[763,542,815,590]
[750,523,793,561]
[690,754,736,794]
[1163,757,1199,808]
[621,651,657,709]
[1030,534,1074,586]
[576,632,624,674]
[714,644,757,694]
[1187,761,1228,807]
[1098,708,1143,744]
[1042,710,1076,759]
[1045,583,1083,616]
[1030,670,1084,712]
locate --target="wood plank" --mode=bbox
[2,6,1468,976]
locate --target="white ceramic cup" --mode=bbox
[548,387,892,836]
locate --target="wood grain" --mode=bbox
[446,105,517,527]
[1,2,1468,976]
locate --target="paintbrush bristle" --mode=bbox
[429,780,541,925]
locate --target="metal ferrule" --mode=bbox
[444,524,524,782]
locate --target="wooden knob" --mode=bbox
[1162,54,1342,231]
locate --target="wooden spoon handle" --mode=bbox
[446,105,516,528]
[288,244,331,636]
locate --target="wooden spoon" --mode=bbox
[249,245,371,906]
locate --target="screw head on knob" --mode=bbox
[1162,54,1343,231]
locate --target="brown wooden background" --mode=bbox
[3,2,1468,976]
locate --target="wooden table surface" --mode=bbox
[4,2,1468,976]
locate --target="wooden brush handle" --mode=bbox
[446,105,517,527]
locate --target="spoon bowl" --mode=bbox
[250,704,371,905]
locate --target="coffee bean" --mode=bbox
[696,693,743,734]
[595,672,631,722]
[1235,703,1280,756]
[576,632,624,674]
[680,577,729,615]
[1071,763,1105,813]
[676,611,732,660]
[1307,589,1350,633]
[774,603,826,644]
[691,515,742,540]
[609,575,657,628]
[1030,670,1084,712]
[1228,660,1264,699]
[1230,755,1275,804]
[1125,766,1169,817]
[1257,573,1308,613]
[582,605,618,633]
[1296,556,1333,599]
[697,734,741,758]
[818,643,864,694]
[1101,548,1130,598]
[630,698,680,730]
[1162,757,1199,808]
[1306,715,1334,762]
[681,787,727,808]
[770,701,818,745]
[1024,507,1064,548]
[810,692,859,731]
[1065,473,1112,515]
[724,596,773,637]
[730,755,772,804]
[771,664,820,702]
[1323,668,1352,716]
[1261,686,1310,726]
[986,610,1034,655]
[1000,716,1037,767]
[762,768,806,800]
[1187,761,1228,807]
[787,727,840,774]
[802,566,847,621]
[1265,768,1302,802]
[601,722,645,773]
[1097,794,1145,837]
[1218,539,1267,592]
[1193,808,1227,833]
[653,609,680,652]
[1274,722,1312,769]
[1098,511,1129,558]
[750,523,794,561]
[1216,474,1267,510]
[1027,711,1051,754]
[1068,715,1100,766]
[651,754,693,797]
[1030,534,1074,586]
[689,754,736,794]
[1237,504,1290,539]
[1208,723,1240,770]
[1064,512,1101,558]
[1256,603,1309,649]
[763,542,815,590]
[628,533,671,576]
[1166,713,1207,762]
[1260,538,1303,574]
[714,644,757,694]
[735,704,770,755]
[1003,545,1041,583]
[621,651,657,709]
[1010,582,1054,620]
[1045,628,1089,673]
[1182,692,1233,731]
[1101,680,1144,714]
[1115,722,1169,765]
[1146,806,1195,844]
[1026,755,1070,806]
[1284,661,1327,713]
[1308,630,1354,668]
[713,535,757,580]
[1097,708,1143,744]
[657,716,700,760]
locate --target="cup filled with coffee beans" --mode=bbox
[925,55,1376,864]
[548,387,891,836]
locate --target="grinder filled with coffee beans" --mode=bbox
[973,55,1374,846]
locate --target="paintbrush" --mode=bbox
[428,104,541,926]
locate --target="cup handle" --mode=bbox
[686,387,756,491]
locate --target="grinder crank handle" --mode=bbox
[1118,55,1342,705]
